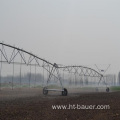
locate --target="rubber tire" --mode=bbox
[43,87,48,95]
[106,87,109,92]
[62,88,68,96]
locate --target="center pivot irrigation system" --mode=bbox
[0,42,109,96]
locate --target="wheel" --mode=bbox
[43,87,48,95]
[62,88,68,96]
[106,87,109,92]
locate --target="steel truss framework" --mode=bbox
[0,42,108,94]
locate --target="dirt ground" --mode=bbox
[0,88,120,120]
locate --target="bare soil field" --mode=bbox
[0,88,120,120]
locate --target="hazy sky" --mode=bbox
[0,0,120,70]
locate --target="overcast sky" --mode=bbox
[0,0,120,73]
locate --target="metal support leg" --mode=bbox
[29,64,31,88]
[20,55,22,88]
[12,51,15,90]
[0,51,2,91]
[34,64,36,88]
[42,62,44,87]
